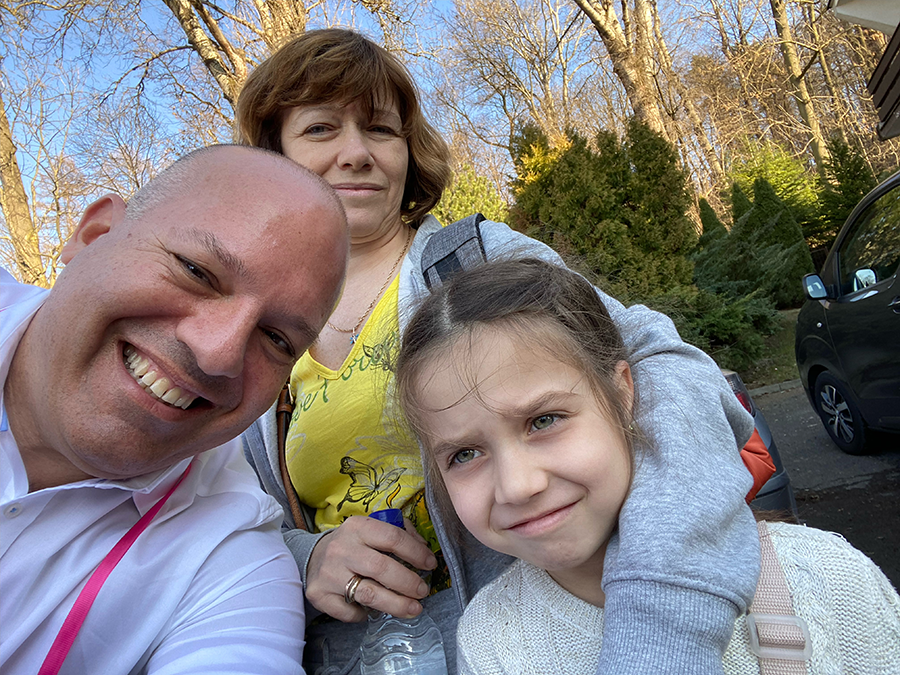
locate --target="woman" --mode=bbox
[238,28,759,675]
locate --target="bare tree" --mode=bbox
[438,0,595,147]
[156,0,420,108]
[0,55,101,284]
[648,0,725,187]
[1,82,45,286]
[4,0,897,286]
[0,0,425,282]
[802,3,849,146]
[705,0,765,127]
[571,0,669,136]
[768,0,829,172]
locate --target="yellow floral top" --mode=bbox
[286,276,449,590]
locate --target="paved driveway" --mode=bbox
[753,382,900,589]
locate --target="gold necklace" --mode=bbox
[327,227,413,344]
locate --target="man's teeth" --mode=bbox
[123,345,196,409]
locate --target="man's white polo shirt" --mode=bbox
[0,269,305,674]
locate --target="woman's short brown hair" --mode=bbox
[235,28,451,225]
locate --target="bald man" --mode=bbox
[1,145,349,674]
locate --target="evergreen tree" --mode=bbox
[736,179,799,248]
[625,118,697,264]
[731,183,753,222]
[816,137,877,249]
[510,120,694,297]
[643,285,776,372]
[433,165,508,225]
[745,179,815,307]
[509,119,777,371]
[729,140,821,238]
[696,198,727,251]
[695,178,814,308]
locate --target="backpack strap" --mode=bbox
[421,213,487,291]
[276,382,310,531]
[746,521,811,673]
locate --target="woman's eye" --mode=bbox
[304,123,331,135]
[451,448,480,466]
[370,123,399,135]
[531,414,558,431]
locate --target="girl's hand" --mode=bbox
[305,515,438,622]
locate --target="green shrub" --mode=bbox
[433,164,508,225]
[694,178,814,308]
[728,139,821,240]
[697,198,727,251]
[509,119,782,372]
[510,120,696,297]
[731,182,753,222]
[641,285,778,372]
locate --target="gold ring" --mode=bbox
[344,574,364,604]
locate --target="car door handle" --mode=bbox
[890,296,900,313]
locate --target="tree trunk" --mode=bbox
[255,0,309,52]
[650,1,725,185]
[160,1,313,109]
[709,0,758,136]
[0,87,46,287]
[806,4,849,147]
[572,0,668,138]
[769,0,830,173]
[162,0,248,107]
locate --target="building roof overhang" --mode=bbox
[829,0,900,139]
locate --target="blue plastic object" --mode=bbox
[369,508,404,529]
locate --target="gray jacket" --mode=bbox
[243,215,759,675]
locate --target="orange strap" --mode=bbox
[741,429,776,503]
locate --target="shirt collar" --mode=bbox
[125,457,195,516]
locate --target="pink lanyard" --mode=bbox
[38,462,193,675]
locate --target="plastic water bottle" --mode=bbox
[358,509,448,675]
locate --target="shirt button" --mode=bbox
[4,503,23,518]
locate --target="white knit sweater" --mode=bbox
[457,523,900,674]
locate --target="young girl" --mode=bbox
[396,258,900,675]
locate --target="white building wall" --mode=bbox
[829,0,900,34]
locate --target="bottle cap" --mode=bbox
[369,508,404,529]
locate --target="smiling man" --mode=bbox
[0,145,349,674]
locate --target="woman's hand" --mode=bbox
[305,515,438,622]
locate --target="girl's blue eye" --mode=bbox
[532,414,557,431]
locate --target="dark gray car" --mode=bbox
[795,170,900,454]
[721,371,797,516]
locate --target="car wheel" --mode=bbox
[814,372,868,455]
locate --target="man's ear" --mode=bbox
[60,195,127,265]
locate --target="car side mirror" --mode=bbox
[802,274,828,300]
[852,268,877,291]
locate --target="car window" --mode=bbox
[838,182,900,296]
